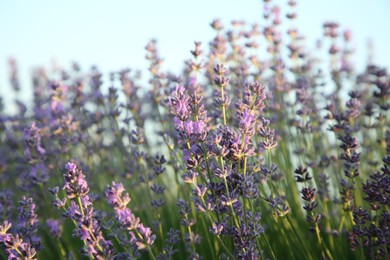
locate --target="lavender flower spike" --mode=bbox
[63,162,90,199]
[0,220,38,260]
[106,182,156,252]
[60,162,115,259]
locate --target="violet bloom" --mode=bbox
[0,189,14,220]
[182,120,207,136]
[168,85,191,123]
[22,122,48,190]
[25,162,49,186]
[106,182,156,252]
[238,108,256,137]
[258,117,278,151]
[23,122,46,159]
[8,57,20,92]
[46,219,62,238]
[301,187,318,212]
[0,220,37,260]
[59,162,115,259]
[157,228,180,259]
[349,207,370,251]
[168,85,206,138]
[63,162,90,199]
[49,81,67,114]
[16,196,41,251]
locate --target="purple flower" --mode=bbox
[0,190,14,220]
[55,163,115,259]
[168,85,191,122]
[16,196,42,251]
[238,108,256,137]
[106,182,155,252]
[23,122,46,158]
[0,220,12,242]
[105,182,131,209]
[210,222,224,235]
[135,224,156,250]
[46,219,61,238]
[185,120,206,135]
[49,81,67,114]
[116,208,140,230]
[63,162,90,199]
[67,200,82,220]
[0,220,38,259]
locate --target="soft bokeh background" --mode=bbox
[1,0,389,109]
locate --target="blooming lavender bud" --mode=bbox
[9,235,38,259]
[117,208,140,230]
[220,194,238,207]
[46,219,62,238]
[340,179,354,209]
[214,92,232,107]
[130,127,145,144]
[105,182,131,209]
[150,183,165,195]
[0,221,38,259]
[243,81,266,111]
[166,228,180,245]
[185,232,201,245]
[133,224,157,250]
[0,220,12,242]
[238,108,256,136]
[63,162,90,199]
[16,196,42,251]
[49,81,67,114]
[183,170,198,183]
[190,41,204,58]
[294,166,312,182]
[214,75,230,88]
[156,228,181,259]
[0,189,14,220]
[258,117,278,151]
[214,167,229,179]
[48,186,59,196]
[192,184,208,198]
[194,197,216,213]
[53,197,67,209]
[246,211,264,236]
[168,85,191,122]
[151,199,165,208]
[242,175,259,199]
[210,222,224,235]
[106,182,155,252]
[210,19,224,31]
[346,97,361,119]
[177,199,191,217]
[58,163,115,258]
[301,187,317,203]
[339,134,360,153]
[23,122,46,159]
[352,207,370,225]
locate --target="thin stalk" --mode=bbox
[221,86,227,125]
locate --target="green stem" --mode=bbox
[221,86,227,125]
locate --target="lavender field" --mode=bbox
[0,1,389,259]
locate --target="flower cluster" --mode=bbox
[52,162,115,259]
[0,1,389,259]
[105,182,156,258]
[0,196,41,259]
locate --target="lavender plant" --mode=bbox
[0,0,389,259]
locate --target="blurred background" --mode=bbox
[1,0,389,111]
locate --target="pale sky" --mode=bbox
[0,0,389,109]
